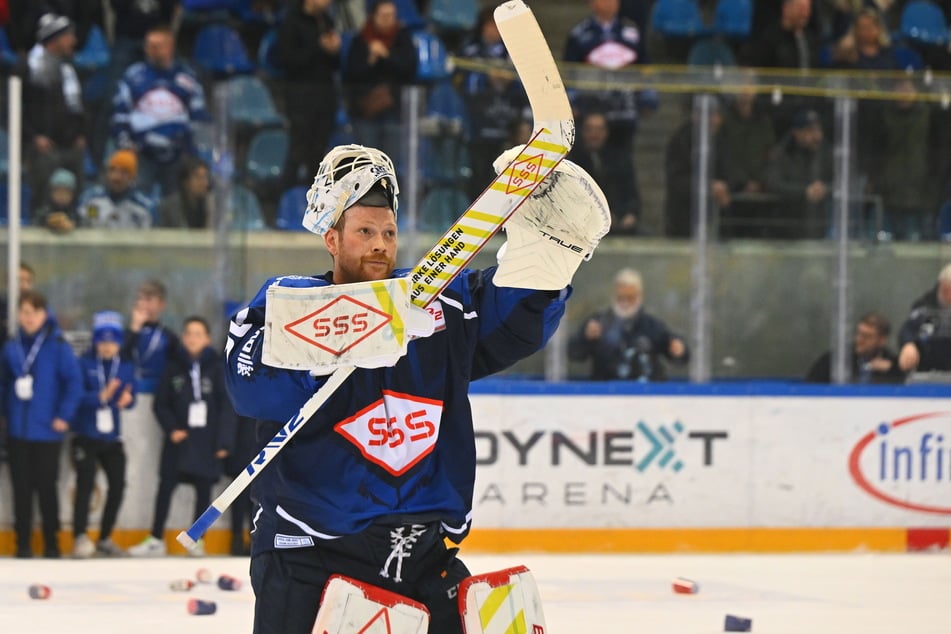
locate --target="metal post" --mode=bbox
[401,85,422,269]
[690,93,713,383]
[212,81,236,341]
[7,76,22,339]
[831,97,854,385]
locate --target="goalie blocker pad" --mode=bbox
[460,566,547,634]
[263,279,435,374]
[492,146,611,291]
[312,575,430,634]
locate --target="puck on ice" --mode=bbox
[187,599,217,615]
[196,568,213,584]
[170,579,195,591]
[217,575,241,591]
[672,577,699,594]
[724,614,752,632]
[28,584,51,600]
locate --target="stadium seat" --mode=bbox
[0,28,18,69]
[73,25,110,71]
[181,0,237,9]
[193,23,255,77]
[900,0,950,46]
[429,0,477,32]
[413,31,451,82]
[227,75,285,128]
[391,0,427,30]
[687,37,737,66]
[0,127,8,176]
[713,0,752,38]
[275,185,310,231]
[230,184,267,230]
[0,183,32,227]
[244,128,288,186]
[651,0,709,38]
[257,28,284,79]
[939,201,951,241]
[327,105,356,149]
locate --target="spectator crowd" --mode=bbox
[0,0,949,238]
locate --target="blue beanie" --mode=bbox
[92,310,124,345]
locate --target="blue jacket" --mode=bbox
[74,350,138,442]
[225,268,567,555]
[120,322,180,394]
[111,60,209,164]
[0,317,83,442]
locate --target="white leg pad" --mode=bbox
[459,566,547,634]
[312,575,430,634]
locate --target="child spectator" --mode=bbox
[34,168,80,233]
[0,290,83,558]
[71,311,137,558]
[120,279,179,395]
[129,316,235,557]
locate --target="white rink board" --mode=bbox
[470,395,951,528]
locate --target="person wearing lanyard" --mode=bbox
[129,316,235,557]
[0,290,83,558]
[71,311,138,558]
[121,279,179,395]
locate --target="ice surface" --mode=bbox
[1,553,946,633]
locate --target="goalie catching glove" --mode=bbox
[492,145,611,290]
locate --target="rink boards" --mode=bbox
[1,383,950,554]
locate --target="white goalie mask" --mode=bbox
[302,144,400,235]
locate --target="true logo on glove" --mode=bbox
[283,296,392,356]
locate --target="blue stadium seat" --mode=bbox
[651,0,709,37]
[193,23,255,77]
[74,25,111,71]
[181,0,238,9]
[939,201,951,241]
[327,105,356,149]
[227,75,285,128]
[687,37,737,66]
[0,184,32,227]
[429,0,477,31]
[713,0,752,38]
[0,28,18,69]
[900,0,950,46]
[244,128,288,186]
[230,184,267,230]
[339,30,355,73]
[0,127,8,177]
[413,31,451,82]
[257,28,284,79]
[275,186,310,231]
[392,0,427,30]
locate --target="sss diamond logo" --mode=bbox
[283,295,391,356]
[504,153,544,195]
[335,391,444,476]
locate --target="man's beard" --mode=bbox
[612,301,640,320]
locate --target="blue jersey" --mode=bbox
[225,268,567,555]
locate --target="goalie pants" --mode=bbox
[250,519,470,634]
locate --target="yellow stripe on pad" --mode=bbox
[370,280,405,346]
[479,584,515,629]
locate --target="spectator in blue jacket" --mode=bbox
[119,279,180,395]
[0,289,83,558]
[70,310,137,559]
[111,25,209,199]
[129,316,235,557]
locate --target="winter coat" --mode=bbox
[0,317,83,442]
[153,346,236,481]
[74,350,137,442]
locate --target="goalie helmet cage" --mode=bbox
[178,0,574,549]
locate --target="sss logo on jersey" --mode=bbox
[335,391,444,476]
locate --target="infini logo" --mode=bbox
[848,412,951,514]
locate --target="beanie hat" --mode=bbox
[36,13,73,45]
[48,168,77,191]
[108,150,138,177]
[92,311,125,345]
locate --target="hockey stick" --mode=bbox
[178,0,573,550]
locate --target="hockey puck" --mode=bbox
[217,574,241,591]
[724,614,752,632]
[196,568,213,584]
[28,584,51,600]
[187,599,217,615]
[672,577,699,594]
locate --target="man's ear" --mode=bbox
[324,229,339,257]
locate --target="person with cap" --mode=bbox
[111,24,209,200]
[222,143,610,633]
[22,13,85,213]
[765,108,834,239]
[77,149,156,228]
[70,310,137,558]
[0,289,83,558]
[34,168,80,233]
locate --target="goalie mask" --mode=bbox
[302,144,400,235]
